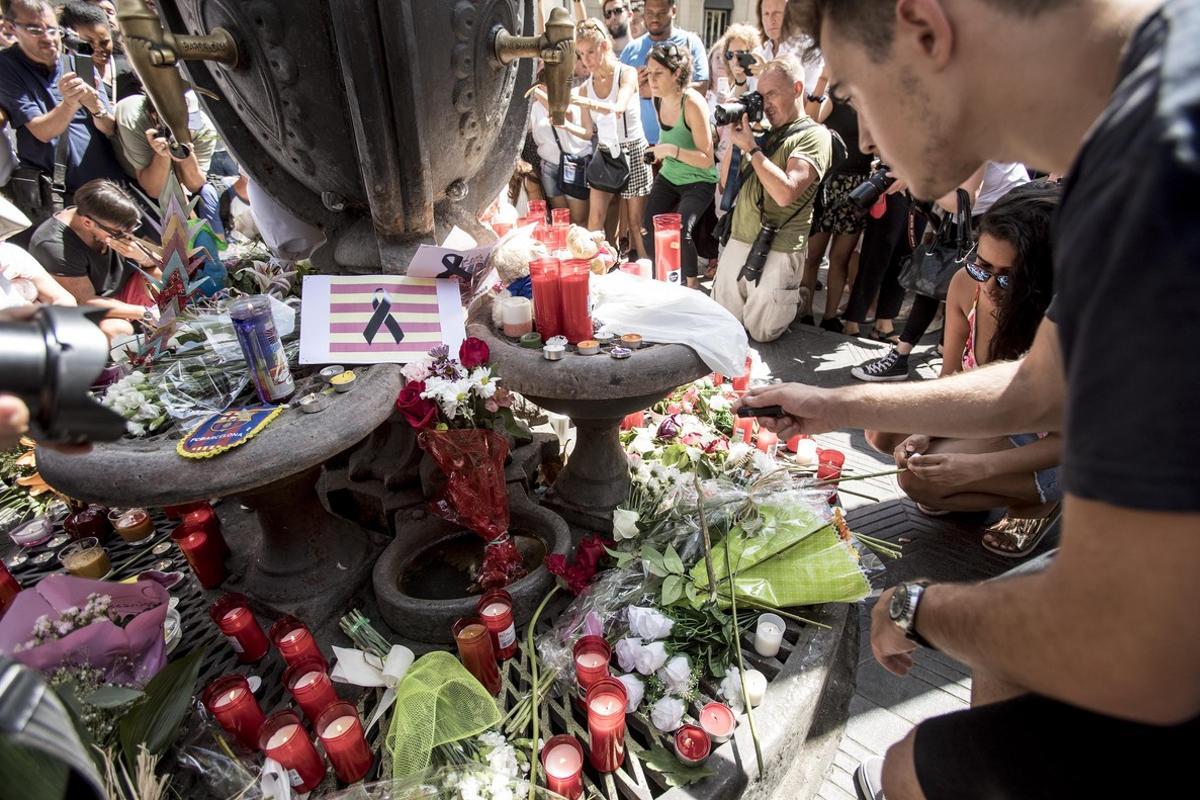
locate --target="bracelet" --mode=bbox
[748,146,764,158]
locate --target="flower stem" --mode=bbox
[812,467,907,487]
[527,584,559,800]
[694,473,719,604]
[713,593,832,629]
[723,537,765,776]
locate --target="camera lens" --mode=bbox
[643,151,656,165]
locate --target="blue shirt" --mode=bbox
[619,29,710,144]
[0,46,125,192]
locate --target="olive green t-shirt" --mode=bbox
[730,118,832,252]
[112,94,218,180]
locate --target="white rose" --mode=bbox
[612,508,640,541]
[719,666,745,713]
[616,673,645,713]
[629,431,656,454]
[634,640,668,675]
[650,696,685,733]
[657,654,691,695]
[614,637,642,673]
[628,606,674,641]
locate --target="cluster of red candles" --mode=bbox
[529,256,592,344]
[167,502,230,589]
[452,589,521,696]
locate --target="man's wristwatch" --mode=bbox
[889,581,936,649]
[747,146,764,158]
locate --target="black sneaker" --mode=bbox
[820,317,845,334]
[799,313,816,326]
[851,348,909,382]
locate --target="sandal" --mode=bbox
[869,327,901,345]
[981,504,1061,558]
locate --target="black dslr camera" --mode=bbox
[849,163,897,210]
[714,91,764,126]
[738,222,779,285]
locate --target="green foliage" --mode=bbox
[118,647,205,769]
[637,739,715,787]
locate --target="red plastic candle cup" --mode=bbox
[541,734,585,800]
[270,616,328,671]
[711,372,724,385]
[673,724,711,766]
[211,595,269,663]
[786,434,806,453]
[698,702,737,744]
[573,635,612,693]
[180,504,231,558]
[477,590,518,661]
[259,710,326,792]
[551,207,571,226]
[452,617,502,695]
[585,677,627,773]
[756,430,779,455]
[558,258,593,344]
[816,448,845,482]
[202,674,266,751]
[620,411,644,431]
[730,372,750,392]
[174,524,226,589]
[528,199,548,221]
[652,213,682,285]
[529,257,563,340]
[316,701,374,784]
[732,417,754,444]
[493,221,513,237]
[0,562,21,619]
[285,661,340,724]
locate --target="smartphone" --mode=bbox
[73,54,95,89]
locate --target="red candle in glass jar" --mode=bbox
[477,590,518,660]
[756,430,779,455]
[620,411,644,431]
[316,701,374,784]
[0,562,21,618]
[211,595,270,662]
[285,661,340,724]
[528,199,548,222]
[164,500,206,520]
[817,448,845,482]
[732,417,754,444]
[529,257,563,340]
[652,213,682,285]
[585,677,627,772]
[270,616,328,671]
[202,674,266,750]
[259,710,326,792]
[540,734,585,800]
[698,702,737,743]
[180,504,231,558]
[711,372,725,385]
[573,635,611,692]
[550,207,570,226]
[558,259,593,344]
[175,525,226,589]
[673,724,711,766]
[452,617,502,695]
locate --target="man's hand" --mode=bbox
[907,452,992,486]
[734,383,842,439]
[729,113,755,152]
[636,65,651,98]
[893,434,931,468]
[58,72,103,114]
[105,235,158,268]
[0,394,30,450]
[144,127,175,160]
[872,587,917,676]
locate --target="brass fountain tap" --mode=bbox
[493,5,576,125]
[115,0,240,159]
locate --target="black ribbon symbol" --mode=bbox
[363,289,405,345]
[438,253,472,280]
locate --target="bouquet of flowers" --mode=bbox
[13,592,115,652]
[101,370,169,436]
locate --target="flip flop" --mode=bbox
[981,505,1061,558]
[869,328,901,345]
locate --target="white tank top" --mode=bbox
[585,62,644,145]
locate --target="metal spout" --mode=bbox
[493,6,575,125]
[116,0,240,159]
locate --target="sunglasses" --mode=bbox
[604,6,627,18]
[86,216,133,241]
[965,257,1013,290]
[7,22,63,38]
[724,49,750,61]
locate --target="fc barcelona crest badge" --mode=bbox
[177,406,285,459]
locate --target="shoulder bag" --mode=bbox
[584,67,632,194]
[898,188,973,300]
[551,126,591,201]
[9,126,71,229]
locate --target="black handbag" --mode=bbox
[551,127,591,201]
[8,128,71,229]
[585,142,630,194]
[898,189,973,300]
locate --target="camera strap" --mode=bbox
[748,118,819,228]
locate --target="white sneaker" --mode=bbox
[854,756,886,800]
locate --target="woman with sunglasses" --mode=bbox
[866,181,1064,558]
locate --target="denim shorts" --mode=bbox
[1008,433,1062,503]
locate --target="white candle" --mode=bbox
[743,669,767,707]
[794,439,819,466]
[213,687,244,709]
[576,652,607,669]
[754,613,785,658]
[294,670,321,690]
[589,695,623,716]
[481,602,509,618]
[280,628,306,645]
[323,714,358,738]
[544,743,583,778]
[266,723,300,750]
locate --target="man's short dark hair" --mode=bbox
[791,0,1073,61]
[74,179,140,229]
[59,1,108,31]
[3,0,55,21]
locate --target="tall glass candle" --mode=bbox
[698,702,736,743]
[180,504,231,558]
[453,617,502,695]
[754,613,785,658]
[285,662,339,724]
[732,417,754,444]
[203,674,266,750]
[731,355,753,392]
[756,430,779,455]
[573,635,611,692]
[211,595,269,663]
[558,259,593,344]
[259,710,326,792]
[540,735,584,800]
[174,525,226,589]
[528,199,548,222]
[0,562,21,618]
[585,677,627,772]
[653,213,682,285]
[316,702,374,784]
[551,207,570,226]
[529,257,563,340]
[477,590,518,660]
[270,616,328,671]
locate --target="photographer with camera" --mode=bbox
[711,57,831,343]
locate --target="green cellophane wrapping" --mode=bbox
[386,651,502,779]
[689,503,871,608]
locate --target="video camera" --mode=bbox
[848,163,897,210]
[714,91,764,126]
[0,307,127,444]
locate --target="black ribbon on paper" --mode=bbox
[363,288,405,345]
[438,253,472,280]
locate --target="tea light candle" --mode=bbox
[792,438,819,465]
[285,662,339,724]
[698,702,736,743]
[585,678,627,773]
[501,297,534,337]
[316,702,374,784]
[673,724,711,766]
[609,346,632,360]
[543,343,565,361]
[271,617,328,671]
[733,417,754,444]
[594,331,615,345]
[743,669,768,707]
[477,590,518,660]
[754,613,786,658]
[452,618,502,695]
[202,674,266,751]
[519,332,544,349]
[211,595,269,663]
[546,335,569,347]
[573,635,612,692]
[330,370,357,392]
[620,333,643,349]
[756,430,779,455]
[259,710,326,792]
[576,339,600,355]
[319,365,346,383]
[298,392,331,414]
[540,735,584,800]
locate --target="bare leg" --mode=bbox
[99,317,134,342]
[970,665,1028,707]
[548,195,568,211]
[865,430,910,457]
[588,188,616,240]
[625,194,649,259]
[897,436,1044,512]
[881,731,928,800]
[566,196,588,226]
[799,230,830,317]
[822,232,858,323]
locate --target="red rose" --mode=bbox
[459,337,490,369]
[395,381,439,430]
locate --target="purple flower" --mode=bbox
[656,414,681,441]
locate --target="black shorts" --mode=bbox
[913,692,1198,799]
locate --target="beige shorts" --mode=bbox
[712,238,806,343]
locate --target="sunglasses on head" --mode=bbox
[965,253,1013,290]
[604,6,627,18]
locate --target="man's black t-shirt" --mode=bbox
[1051,0,1200,511]
[28,216,128,297]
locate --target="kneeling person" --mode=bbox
[713,57,830,342]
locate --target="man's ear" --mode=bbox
[895,0,955,69]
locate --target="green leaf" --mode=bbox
[661,575,683,606]
[641,545,669,578]
[663,544,685,575]
[119,646,206,768]
[639,739,715,787]
[604,546,636,569]
[84,685,144,709]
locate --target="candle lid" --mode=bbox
[519,332,543,349]
[546,335,568,347]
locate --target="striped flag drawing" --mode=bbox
[327,277,444,355]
